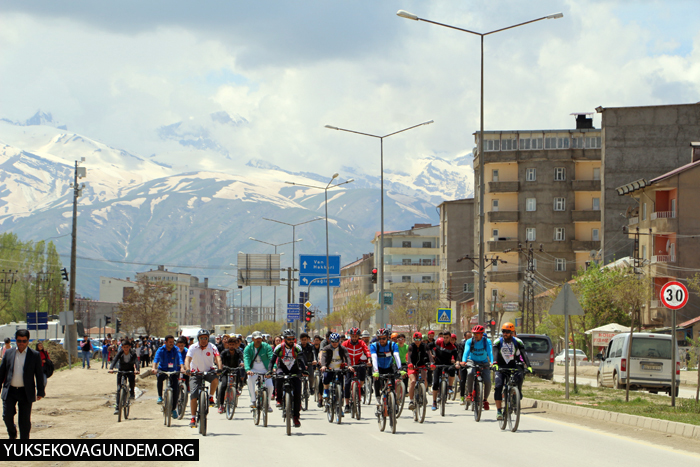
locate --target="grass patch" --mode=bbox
[523,379,700,426]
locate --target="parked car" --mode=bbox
[518,334,554,380]
[596,332,680,395]
[555,349,588,364]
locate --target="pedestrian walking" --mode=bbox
[101,339,110,369]
[1,338,11,359]
[140,341,151,368]
[35,341,52,387]
[80,336,93,369]
[0,329,45,439]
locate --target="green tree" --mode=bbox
[342,294,378,329]
[118,277,176,336]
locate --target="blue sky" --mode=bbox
[0,0,699,172]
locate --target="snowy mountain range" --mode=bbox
[0,112,474,307]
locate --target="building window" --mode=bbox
[572,137,585,149]
[642,244,647,260]
[592,198,600,211]
[545,137,557,149]
[402,241,411,248]
[526,168,536,181]
[593,167,601,181]
[485,139,500,151]
[532,258,538,270]
[519,138,531,150]
[422,259,432,266]
[671,198,676,214]
[402,258,412,265]
[492,169,499,182]
[531,138,543,149]
[558,137,570,149]
[492,229,499,239]
[642,203,647,221]
[422,241,432,248]
[526,228,536,241]
[463,283,474,293]
[526,198,537,211]
[402,276,411,283]
[422,276,432,283]
[554,167,566,181]
[501,139,515,150]
[586,136,602,148]
[554,228,565,241]
[492,199,499,211]
[592,229,600,241]
[555,258,566,271]
[553,197,566,211]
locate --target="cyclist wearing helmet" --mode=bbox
[319,332,351,408]
[342,327,371,413]
[184,329,222,428]
[462,325,493,410]
[270,329,307,427]
[430,334,459,411]
[406,331,432,411]
[370,329,402,415]
[492,322,532,420]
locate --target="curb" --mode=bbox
[523,397,700,440]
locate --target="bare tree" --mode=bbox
[343,294,378,329]
[118,277,176,336]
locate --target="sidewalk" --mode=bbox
[554,364,699,386]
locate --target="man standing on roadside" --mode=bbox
[0,329,45,439]
[80,336,93,369]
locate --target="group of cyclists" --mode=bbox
[110,321,534,432]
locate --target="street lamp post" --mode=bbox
[249,238,300,322]
[397,9,563,325]
[285,176,355,318]
[325,120,433,327]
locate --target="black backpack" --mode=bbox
[44,359,55,378]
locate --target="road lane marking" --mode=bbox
[529,415,700,459]
[399,450,422,461]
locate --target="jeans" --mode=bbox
[3,386,32,439]
[82,351,91,368]
[101,353,108,368]
[156,372,179,410]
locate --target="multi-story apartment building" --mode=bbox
[371,224,440,301]
[190,277,229,329]
[135,266,192,326]
[437,198,475,333]
[473,114,602,319]
[617,142,700,326]
[332,253,374,313]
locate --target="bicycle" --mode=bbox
[363,370,373,404]
[190,369,220,436]
[325,368,350,425]
[313,366,323,404]
[433,364,455,417]
[176,372,188,420]
[348,364,369,420]
[158,370,179,427]
[251,373,269,427]
[411,366,428,424]
[395,369,407,417]
[113,370,135,423]
[220,366,239,420]
[376,372,400,434]
[300,374,310,412]
[466,362,489,422]
[497,366,524,432]
[272,373,303,436]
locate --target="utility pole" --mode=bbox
[66,159,86,361]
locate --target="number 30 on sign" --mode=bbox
[659,281,689,310]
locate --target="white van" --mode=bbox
[596,332,680,395]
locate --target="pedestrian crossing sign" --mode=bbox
[436,308,453,324]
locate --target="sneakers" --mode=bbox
[208,396,215,406]
[218,406,225,414]
[448,386,454,394]
[375,404,382,416]
[408,400,415,410]
[189,417,197,427]
[431,403,438,411]
[157,396,163,404]
[250,403,256,409]
[497,409,503,420]
[276,402,283,409]
[113,408,119,415]
[172,410,178,419]
[267,406,274,413]
[323,390,329,399]
[483,401,490,411]
[459,397,465,405]
[293,416,301,428]
[317,400,323,408]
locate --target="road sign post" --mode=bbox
[299,255,341,288]
[548,283,585,399]
[436,308,453,325]
[660,281,688,407]
[287,303,301,323]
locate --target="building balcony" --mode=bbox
[488,240,519,252]
[652,255,676,263]
[383,247,441,255]
[650,211,677,233]
[572,240,601,252]
[487,270,522,283]
[488,181,519,193]
[488,211,519,223]
[384,281,438,290]
[572,210,601,222]
[628,217,639,226]
[651,256,676,278]
[572,179,601,191]
[384,264,439,273]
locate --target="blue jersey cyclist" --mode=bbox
[462,325,494,412]
[151,334,185,419]
[370,328,403,415]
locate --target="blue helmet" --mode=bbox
[329,332,340,342]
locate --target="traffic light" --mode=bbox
[305,310,315,322]
[116,318,121,333]
[61,267,69,282]
[371,268,377,284]
[104,316,111,326]
[488,319,497,335]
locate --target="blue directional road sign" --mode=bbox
[287,303,301,323]
[27,311,48,331]
[436,308,453,324]
[299,254,341,287]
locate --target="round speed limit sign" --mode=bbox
[659,281,689,310]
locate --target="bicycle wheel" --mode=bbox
[199,390,208,436]
[440,379,447,417]
[335,384,343,425]
[378,394,386,432]
[177,383,187,420]
[451,378,458,401]
[164,388,172,427]
[352,382,361,420]
[285,391,292,436]
[226,386,235,420]
[315,374,322,402]
[498,387,508,431]
[388,392,397,434]
[364,376,373,404]
[301,378,309,412]
[253,390,261,426]
[396,379,406,417]
[123,389,130,420]
[262,389,269,427]
[417,382,427,424]
[508,386,521,432]
[117,388,124,423]
[473,381,482,422]
[327,391,335,423]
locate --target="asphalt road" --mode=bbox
[552,374,698,398]
[173,390,700,466]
